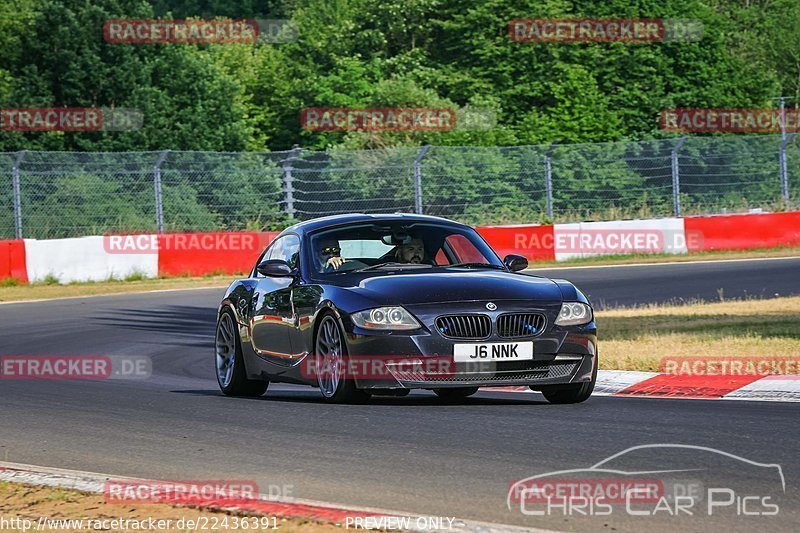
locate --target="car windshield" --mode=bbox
[308,222,502,275]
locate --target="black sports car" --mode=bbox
[215,214,597,403]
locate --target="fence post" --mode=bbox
[12,150,26,239]
[413,145,431,214]
[282,145,301,219]
[780,133,795,206]
[544,143,557,219]
[154,150,170,233]
[671,136,688,217]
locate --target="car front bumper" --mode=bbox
[340,300,597,390]
[380,353,594,389]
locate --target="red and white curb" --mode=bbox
[0,462,549,533]
[490,370,800,402]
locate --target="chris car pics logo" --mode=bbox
[508,444,784,518]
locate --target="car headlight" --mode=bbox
[555,302,593,326]
[351,306,421,331]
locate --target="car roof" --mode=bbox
[281,213,469,237]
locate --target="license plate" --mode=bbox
[453,342,533,362]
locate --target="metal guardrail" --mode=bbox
[2,134,797,239]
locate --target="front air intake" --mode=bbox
[496,313,546,338]
[435,314,491,339]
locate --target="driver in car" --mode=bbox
[396,237,426,264]
[318,238,346,270]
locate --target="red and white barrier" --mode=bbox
[24,236,158,283]
[478,217,692,263]
[552,218,688,261]
[1,212,799,284]
[0,240,28,283]
[476,224,555,262]
[684,211,800,252]
[480,211,800,263]
[155,232,278,277]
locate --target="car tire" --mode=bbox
[433,387,479,401]
[539,356,596,404]
[315,312,371,404]
[215,309,269,397]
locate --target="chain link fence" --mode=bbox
[2,134,797,239]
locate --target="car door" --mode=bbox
[250,234,300,363]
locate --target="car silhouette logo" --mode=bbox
[486,302,497,311]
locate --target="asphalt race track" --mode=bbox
[1,257,799,532]
[528,256,800,308]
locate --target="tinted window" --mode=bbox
[308,222,501,274]
[267,234,301,268]
[436,234,488,265]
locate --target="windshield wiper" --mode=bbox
[353,262,431,272]
[446,262,505,269]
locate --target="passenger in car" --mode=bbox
[396,237,427,264]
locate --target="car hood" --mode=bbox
[338,270,563,306]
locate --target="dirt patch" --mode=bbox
[0,481,349,532]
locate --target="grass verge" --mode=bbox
[0,481,346,532]
[0,275,236,302]
[597,296,800,372]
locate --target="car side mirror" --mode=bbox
[257,259,296,278]
[503,254,528,272]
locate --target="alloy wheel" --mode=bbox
[215,312,237,388]
[316,316,343,397]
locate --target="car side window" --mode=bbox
[436,234,485,264]
[268,235,301,269]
